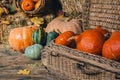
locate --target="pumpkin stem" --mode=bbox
[56,29,62,34]
[75,34,82,43]
[67,34,82,48]
[67,36,76,48]
[96,25,108,36]
[26,3,30,7]
[67,36,75,42]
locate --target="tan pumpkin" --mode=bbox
[8,26,38,52]
[45,17,82,34]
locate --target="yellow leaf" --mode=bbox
[30,17,44,26]
[17,69,30,75]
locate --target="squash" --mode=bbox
[25,44,43,60]
[32,28,46,46]
[21,0,35,11]
[46,30,59,45]
[35,0,41,10]
[102,31,120,60]
[8,26,37,52]
[76,26,106,55]
[55,31,75,46]
[45,17,82,34]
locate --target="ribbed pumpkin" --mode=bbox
[76,26,107,55]
[55,31,75,46]
[32,28,46,46]
[45,17,82,34]
[46,30,59,45]
[102,31,120,60]
[8,26,37,52]
[25,44,43,60]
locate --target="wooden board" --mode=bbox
[0,48,61,80]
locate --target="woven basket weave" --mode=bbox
[82,0,120,31]
[41,0,120,80]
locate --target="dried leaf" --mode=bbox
[17,69,30,75]
[30,17,44,26]
[1,20,10,25]
[0,7,9,17]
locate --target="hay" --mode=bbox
[59,0,83,18]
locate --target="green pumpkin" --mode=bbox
[46,31,59,45]
[25,44,43,60]
[32,28,46,46]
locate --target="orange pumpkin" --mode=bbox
[102,31,120,60]
[21,0,35,11]
[76,27,106,55]
[8,26,37,52]
[55,31,75,46]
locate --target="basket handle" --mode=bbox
[76,62,102,75]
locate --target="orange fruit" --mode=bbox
[21,0,35,11]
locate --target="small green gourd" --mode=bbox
[25,44,43,60]
[32,28,47,46]
[46,30,59,45]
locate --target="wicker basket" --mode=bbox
[41,0,120,80]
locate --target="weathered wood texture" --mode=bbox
[0,48,62,80]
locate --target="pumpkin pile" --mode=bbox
[8,16,120,61]
[55,26,107,54]
[8,25,46,60]
[54,25,120,61]
[8,16,82,60]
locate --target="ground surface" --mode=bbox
[0,47,62,80]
